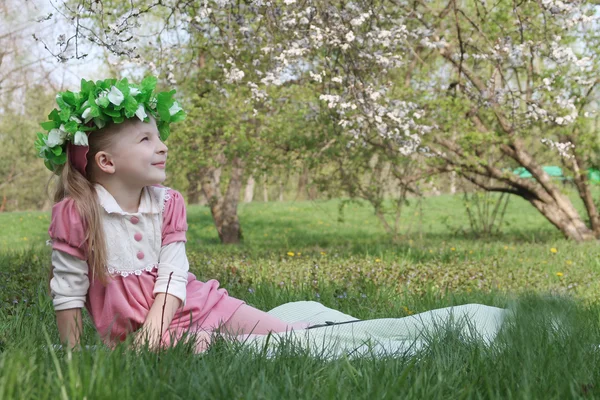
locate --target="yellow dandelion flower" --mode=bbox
[287,252,295,256]
[320,251,326,255]
[504,246,509,250]
[451,247,456,251]
[550,247,558,253]
[375,258,382,262]
[469,250,473,254]
[297,252,302,256]
[566,260,572,265]
[429,250,433,253]
[556,272,563,277]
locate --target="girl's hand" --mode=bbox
[130,328,162,352]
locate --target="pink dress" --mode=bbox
[48,185,246,349]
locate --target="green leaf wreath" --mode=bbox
[34,76,186,173]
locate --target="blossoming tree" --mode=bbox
[45,0,600,241]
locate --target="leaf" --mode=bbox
[51,145,63,156]
[170,109,187,123]
[81,79,95,95]
[40,121,58,130]
[62,91,76,106]
[59,108,71,122]
[97,96,110,108]
[123,96,138,118]
[63,121,78,133]
[156,91,175,123]
[141,76,157,93]
[112,116,124,124]
[48,109,61,123]
[55,95,68,110]
[115,78,130,97]
[158,120,170,141]
[102,107,121,118]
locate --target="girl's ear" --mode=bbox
[95,151,116,174]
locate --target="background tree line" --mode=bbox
[2,0,600,244]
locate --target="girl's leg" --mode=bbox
[221,304,310,337]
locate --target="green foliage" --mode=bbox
[35,76,186,173]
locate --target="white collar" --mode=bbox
[94,184,163,215]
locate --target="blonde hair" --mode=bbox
[46,122,125,291]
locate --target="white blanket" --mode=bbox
[236,301,509,359]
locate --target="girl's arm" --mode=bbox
[56,308,83,350]
[135,293,182,348]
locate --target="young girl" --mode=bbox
[40,77,309,353]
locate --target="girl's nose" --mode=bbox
[158,140,168,153]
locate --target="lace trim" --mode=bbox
[162,190,171,213]
[108,264,158,278]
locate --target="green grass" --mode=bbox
[2,193,600,398]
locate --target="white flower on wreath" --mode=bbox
[81,107,92,122]
[107,86,124,106]
[169,101,182,116]
[46,125,68,147]
[135,104,147,121]
[73,131,89,146]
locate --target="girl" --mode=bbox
[40,77,309,353]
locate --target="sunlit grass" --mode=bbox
[2,192,600,398]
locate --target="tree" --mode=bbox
[47,0,600,242]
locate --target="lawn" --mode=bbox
[1,192,600,398]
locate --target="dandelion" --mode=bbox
[451,247,456,251]
[297,252,301,256]
[320,251,326,255]
[556,272,563,277]
[287,251,295,256]
[429,249,433,253]
[504,246,509,250]
[469,250,473,254]
[566,260,572,265]
[550,247,558,253]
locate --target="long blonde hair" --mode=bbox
[46,123,124,289]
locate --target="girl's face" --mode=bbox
[102,117,169,187]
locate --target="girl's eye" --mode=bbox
[141,137,149,142]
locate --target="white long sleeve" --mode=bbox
[153,241,189,306]
[50,249,90,311]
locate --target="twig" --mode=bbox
[159,271,174,351]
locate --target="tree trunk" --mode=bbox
[200,155,244,244]
[244,175,255,203]
[262,174,269,202]
[297,166,309,200]
[278,177,284,202]
[186,170,203,204]
[435,136,596,242]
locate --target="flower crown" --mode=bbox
[34,76,186,173]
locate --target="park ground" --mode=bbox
[1,192,600,398]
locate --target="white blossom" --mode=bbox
[107,86,124,106]
[135,104,147,121]
[541,138,574,159]
[168,102,182,116]
[73,131,89,146]
[46,127,67,147]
